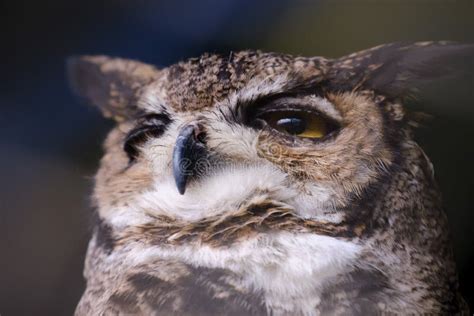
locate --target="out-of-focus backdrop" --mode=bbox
[1,1,473,314]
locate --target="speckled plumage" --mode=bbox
[68,42,472,315]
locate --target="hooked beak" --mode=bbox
[172,123,206,195]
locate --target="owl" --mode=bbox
[68,42,472,315]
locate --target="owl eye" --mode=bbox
[258,110,335,139]
[124,113,170,162]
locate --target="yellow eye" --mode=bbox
[259,110,332,139]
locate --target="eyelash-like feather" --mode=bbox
[123,114,171,162]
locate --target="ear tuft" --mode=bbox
[329,41,474,100]
[67,55,160,121]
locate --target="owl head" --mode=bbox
[68,42,473,241]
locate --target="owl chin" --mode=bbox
[104,162,342,227]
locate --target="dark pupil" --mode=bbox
[276,117,306,135]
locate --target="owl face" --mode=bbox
[70,43,472,315]
[68,42,471,236]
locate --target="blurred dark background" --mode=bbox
[1,1,473,315]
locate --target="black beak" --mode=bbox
[172,123,206,195]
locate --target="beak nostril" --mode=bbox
[195,130,206,144]
[191,123,206,144]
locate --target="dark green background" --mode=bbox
[1,1,473,314]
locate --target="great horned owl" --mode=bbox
[68,42,472,315]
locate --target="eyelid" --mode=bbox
[262,95,342,123]
[305,96,342,122]
[123,113,171,162]
[138,113,171,125]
